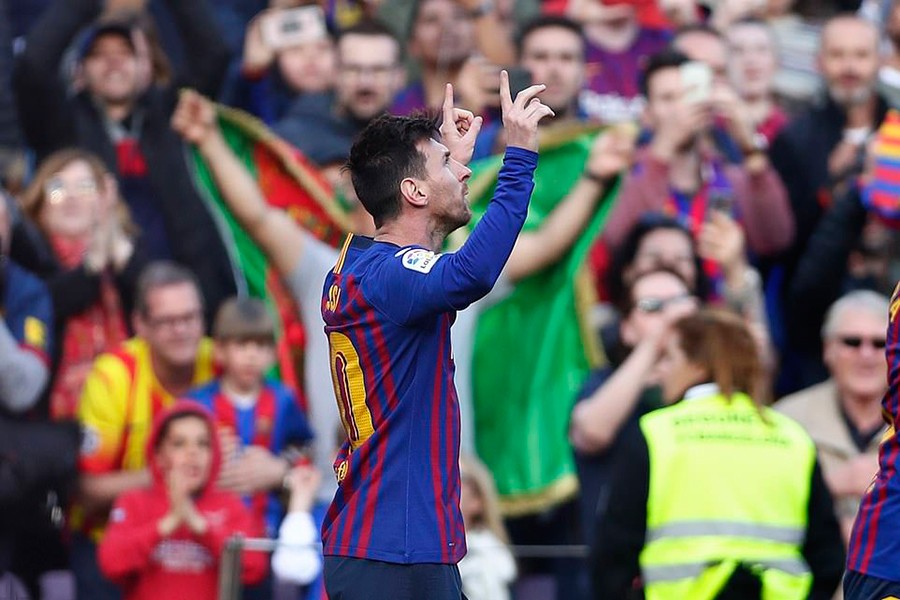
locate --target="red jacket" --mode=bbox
[98,401,268,600]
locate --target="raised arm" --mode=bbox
[171,90,306,277]
[369,72,555,324]
[162,0,230,97]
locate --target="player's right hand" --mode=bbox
[500,70,554,153]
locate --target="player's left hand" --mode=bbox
[440,83,483,166]
[217,445,289,495]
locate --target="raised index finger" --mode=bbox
[442,83,455,127]
[499,70,513,116]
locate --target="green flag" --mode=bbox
[468,127,618,516]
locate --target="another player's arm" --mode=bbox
[171,90,306,276]
[885,286,900,432]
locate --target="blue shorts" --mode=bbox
[324,556,467,600]
[844,569,900,600]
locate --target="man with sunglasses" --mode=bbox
[776,290,889,545]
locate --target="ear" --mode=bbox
[133,311,147,339]
[399,177,428,209]
[620,314,638,347]
[639,103,654,130]
[213,341,225,365]
[822,337,836,371]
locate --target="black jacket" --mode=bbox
[13,0,236,320]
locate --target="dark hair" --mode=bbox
[605,214,709,309]
[345,114,439,227]
[153,403,212,453]
[515,15,585,58]
[337,18,402,64]
[639,49,690,97]
[213,296,276,343]
[619,264,691,315]
[135,261,203,317]
[673,309,768,406]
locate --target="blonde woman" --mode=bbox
[458,454,516,600]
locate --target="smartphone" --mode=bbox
[680,61,712,104]
[707,191,733,219]
[262,6,328,50]
[507,67,533,99]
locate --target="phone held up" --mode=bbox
[263,6,328,50]
[680,61,712,104]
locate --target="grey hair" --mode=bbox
[135,261,204,316]
[821,290,890,340]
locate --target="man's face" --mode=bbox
[824,307,888,402]
[336,34,404,122]
[0,196,9,253]
[81,34,140,105]
[621,271,695,347]
[674,31,728,84]
[819,18,879,108]
[644,67,685,129]
[135,283,205,371]
[409,0,475,68]
[726,23,777,100]
[519,26,585,115]
[417,138,472,235]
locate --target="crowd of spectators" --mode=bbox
[3,0,900,599]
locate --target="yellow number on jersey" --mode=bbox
[329,331,374,450]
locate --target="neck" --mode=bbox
[840,389,885,432]
[669,146,702,192]
[102,99,134,124]
[583,19,638,52]
[742,95,773,126]
[150,353,195,398]
[221,377,262,399]
[844,96,877,130]
[374,222,443,252]
[422,64,465,109]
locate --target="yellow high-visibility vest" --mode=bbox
[638,390,816,600]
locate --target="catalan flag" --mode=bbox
[862,109,900,225]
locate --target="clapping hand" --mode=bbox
[499,70,555,152]
[439,83,484,166]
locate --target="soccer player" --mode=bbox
[845,284,900,598]
[320,73,553,599]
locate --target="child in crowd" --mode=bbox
[271,463,323,587]
[188,297,315,538]
[98,401,268,600]
[458,454,517,600]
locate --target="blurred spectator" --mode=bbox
[770,14,886,268]
[16,149,145,421]
[777,291,888,543]
[14,0,237,320]
[392,0,479,115]
[672,23,728,82]
[230,5,337,123]
[879,0,900,108]
[74,261,216,600]
[457,454,517,600]
[592,309,845,599]
[569,0,670,124]
[571,267,698,543]
[725,17,789,144]
[172,89,354,501]
[600,50,794,261]
[766,0,822,108]
[0,196,52,416]
[474,15,589,157]
[188,297,314,539]
[97,401,268,600]
[273,20,404,166]
[271,464,323,586]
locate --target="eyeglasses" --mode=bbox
[837,336,887,350]
[634,294,693,314]
[146,309,202,331]
[45,177,98,204]
[340,63,398,78]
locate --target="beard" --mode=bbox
[828,83,874,108]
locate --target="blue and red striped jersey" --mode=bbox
[188,379,314,536]
[848,282,900,579]
[320,147,538,564]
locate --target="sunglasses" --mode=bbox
[837,336,887,350]
[634,294,693,314]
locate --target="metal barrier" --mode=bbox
[218,537,589,600]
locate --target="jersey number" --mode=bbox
[328,332,374,450]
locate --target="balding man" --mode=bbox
[770,15,886,271]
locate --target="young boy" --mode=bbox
[188,297,315,537]
[98,401,268,600]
